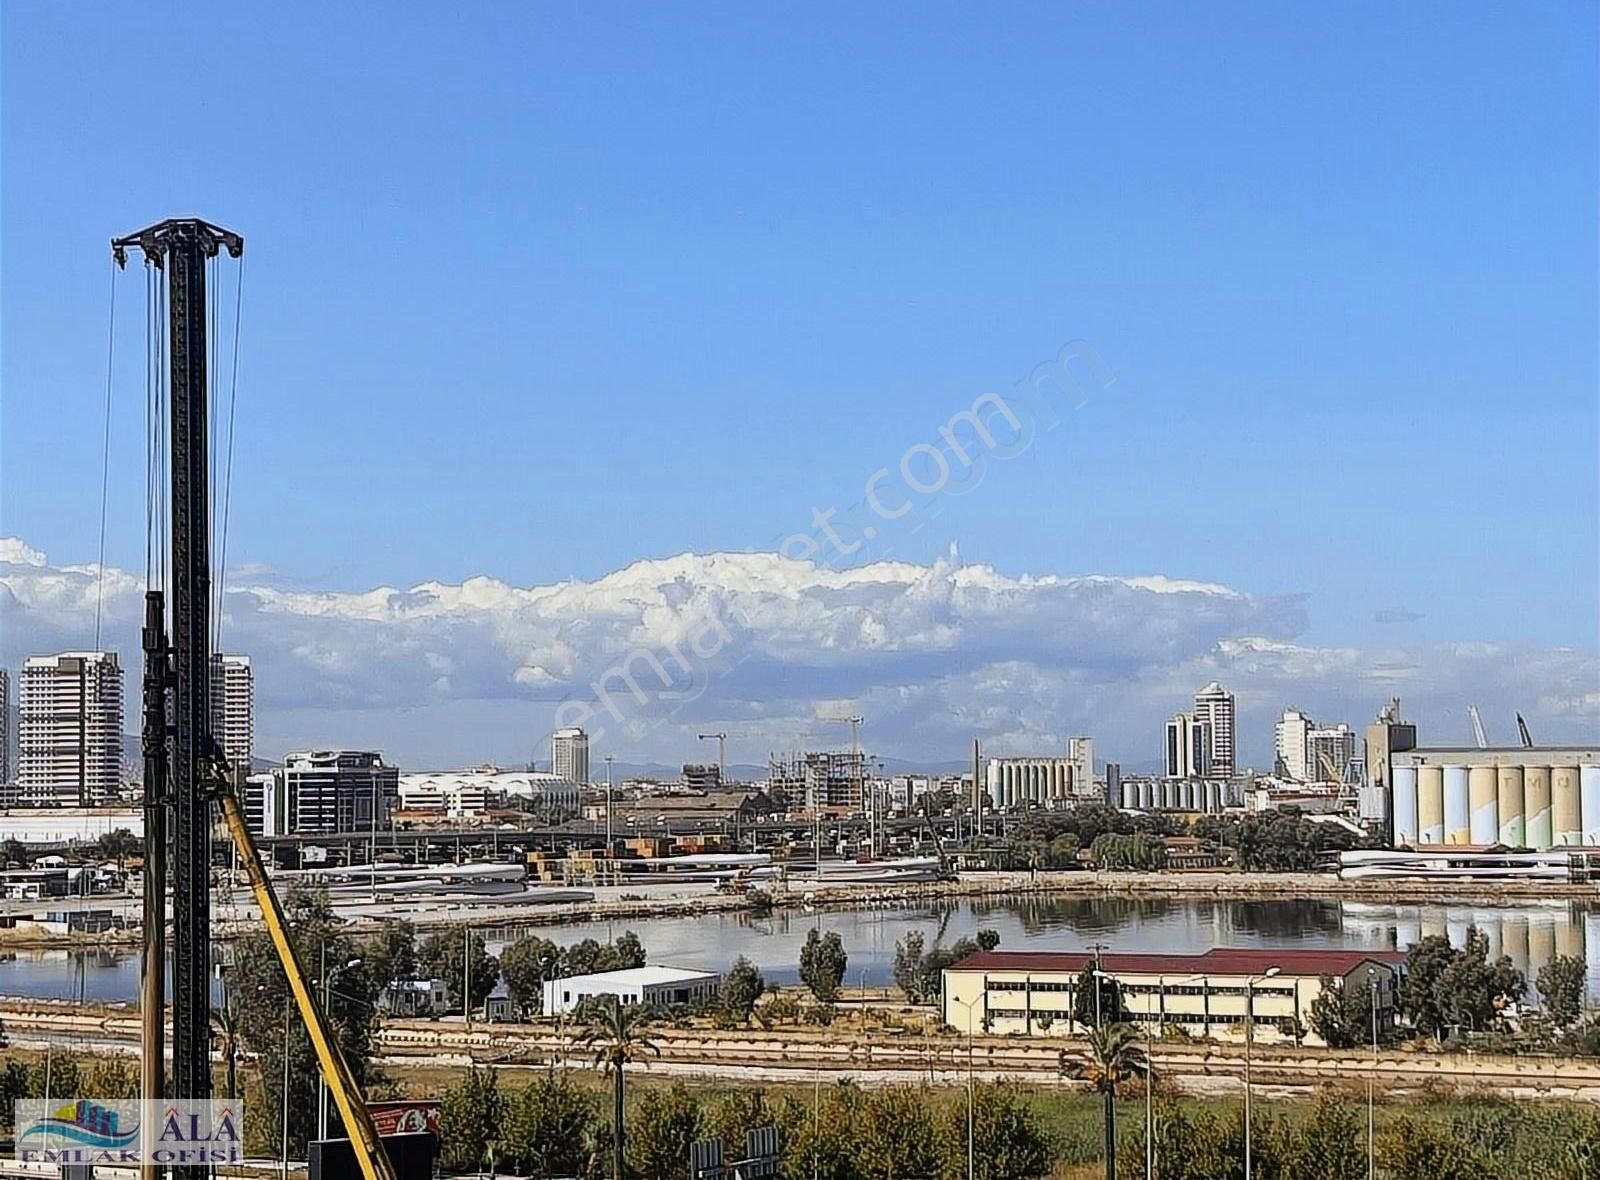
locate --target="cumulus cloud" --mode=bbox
[2,537,1594,770]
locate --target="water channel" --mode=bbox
[4,894,1599,1004]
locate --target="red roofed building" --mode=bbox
[942,947,1401,1047]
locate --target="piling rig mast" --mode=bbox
[116,219,396,1180]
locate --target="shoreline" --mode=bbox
[1,868,1594,951]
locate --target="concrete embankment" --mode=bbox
[5,1000,1600,1101]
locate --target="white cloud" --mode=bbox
[2,536,1594,770]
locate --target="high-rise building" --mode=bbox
[0,667,11,788]
[1104,761,1122,808]
[768,751,866,811]
[1362,697,1416,792]
[1307,724,1357,783]
[1067,737,1095,792]
[1193,681,1236,775]
[682,763,722,791]
[210,654,254,772]
[1273,709,1315,782]
[18,652,125,807]
[281,750,398,834]
[1164,713,1213,778]
[551,726,589,784]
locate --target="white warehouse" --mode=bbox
[542,965,722,1016]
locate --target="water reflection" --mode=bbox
[1,895,1596,1002]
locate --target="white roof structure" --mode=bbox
[400,769,582,800]
[560,965,718,989]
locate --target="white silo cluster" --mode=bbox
[1391,749,1600,850]
[1118,777,1229,813]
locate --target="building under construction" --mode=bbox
[768,751,866,812]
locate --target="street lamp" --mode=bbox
[950,993,985,1180]
[1243,966,1281,1180]
[1091,968,1120,1180]
[317,950,363,1142]
[1366,970,1379,1180]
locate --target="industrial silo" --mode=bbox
[1553,766,1582,845]
[1121,782,1135,809]
[1497,766,1526,847]
[1392,766,1419,845]
[1524,766,1553,849]
[1418,765,1445,844]
[1443,765,1470,844]
[1584,765,1600,846]
[1468,765,1498,844]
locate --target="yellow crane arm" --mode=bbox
[216,786,398,1180]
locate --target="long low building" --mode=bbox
[542,964,722,1016]
[942,948,1401,1047]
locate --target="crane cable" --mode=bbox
[92,258,117,651]
[214,253,244,651]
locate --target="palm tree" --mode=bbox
[1061,1021,1150,1180]
[581,998,660,1180]
[210,998,242,1100]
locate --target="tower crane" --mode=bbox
[1468,705,1489,749]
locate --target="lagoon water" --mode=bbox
[4,894,1598,1004]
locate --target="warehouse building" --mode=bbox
[542,964,722,1016]
[1388,747,1600,851]
[941,947,1400,1046]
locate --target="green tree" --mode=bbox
[1398,933,1457,1041]
[365,919,418,991]
[420,926,501,1013]
[722,955,766,1024]
[502,1068,602,1177]
[1377,1114,1483,1177]
[627,1081,704,1180]
[1072,964,1128,1030]
[709,1088,777,1163]
[1061,1022,1149,1180]
[893,931,927,1001]
[799,929,848,1005]
[0,1060,28,1134]
[858,1086,948,1180]
[1287,1099,1365,1180]
[440,1066,505,1173]
[1308,974,1375,1050]
[1542,953,1587,1030]
[976,928,1001,951]
[582,995,661,1180]
[1046,832,1082,868]
[777,1085,859,1180]
[944,1083,1051,1180]
[94,828,141,867]
[500,933,565,1017]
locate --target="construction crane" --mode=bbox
[697,732,727,785]
[1517,712,1535,748]
[822,715,869,852]
[1468,705,1489,749]
[698,732,732,845]
[119,218,396,1180]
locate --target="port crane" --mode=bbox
[120,219,397,1180]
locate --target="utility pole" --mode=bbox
[698,733,731,846]
[604,755,615,856]
[115,218,243,1107]
[972,738,981,843]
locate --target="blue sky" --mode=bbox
[2,3,1596,767]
